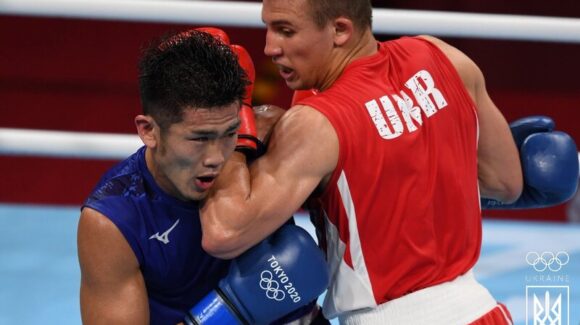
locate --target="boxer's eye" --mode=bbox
[191,137,209,142]
[280,28,294,37]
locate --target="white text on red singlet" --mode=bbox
[365,69,448,139]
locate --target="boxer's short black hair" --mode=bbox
[138,29,249,131]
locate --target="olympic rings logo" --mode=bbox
[525,251,569,272]
[259,270,285,301]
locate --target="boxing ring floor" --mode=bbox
[1,203,579,325]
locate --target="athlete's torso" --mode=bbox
[83,146,229,325]
[298,37,481,318]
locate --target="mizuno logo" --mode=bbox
[149,219,180,244]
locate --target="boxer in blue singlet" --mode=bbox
[78,28,329,325]
[77,30,247,325]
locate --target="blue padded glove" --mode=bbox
[482,116,579,209]
[185,224,329,325]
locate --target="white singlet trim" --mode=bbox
[339,270,497,325]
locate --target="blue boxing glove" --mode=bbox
[185,224,329,325]
[482,116,579,209]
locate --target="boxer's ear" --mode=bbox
[135,115,159,149]
[333,17,354,47]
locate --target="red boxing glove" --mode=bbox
[194,28,260,158]
[195,27,230,44]
[230,44,261,158]
[291,89,318,107]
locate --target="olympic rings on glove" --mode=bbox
[525,251,569,272]
[259,270,285,301]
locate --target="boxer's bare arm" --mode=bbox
[78,208,149,324]
[201,105,338,259]
[420,35,523,203]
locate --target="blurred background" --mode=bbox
[0,1,579,324]
[0,0,579,221]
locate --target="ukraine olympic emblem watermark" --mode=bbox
[526,286,569,325]
[525,251,570,325]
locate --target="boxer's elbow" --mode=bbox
[494,180,523,204]
[479,170,523,204]
[506,175,524,203]
[202,225,247,259]
[200,198,255,259]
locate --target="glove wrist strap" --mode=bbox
[236,135,266,160]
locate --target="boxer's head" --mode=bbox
[138,30,247,132]
[135,30,247,201]
[262,0,373,91]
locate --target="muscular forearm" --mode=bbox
[478,164,521,203]
[201,152,280,259]
[201,107,334,259]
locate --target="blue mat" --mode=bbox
[0,204,81,324]
[1,204,578,324]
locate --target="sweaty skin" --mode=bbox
[200,0,522,260]
[79,104,240,325]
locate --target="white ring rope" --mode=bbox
[0,1,579,162]
[0,128,579,169]
[0,128,141,160]
[1,0,580,43]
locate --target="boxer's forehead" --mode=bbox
[262,0,311,27]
